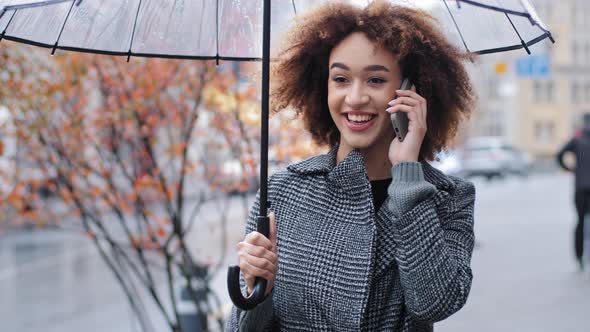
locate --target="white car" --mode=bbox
[462,137,532,179]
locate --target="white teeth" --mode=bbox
[347,114,373,122]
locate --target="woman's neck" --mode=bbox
[336,140,393,181]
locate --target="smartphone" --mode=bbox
[390,78,412,142]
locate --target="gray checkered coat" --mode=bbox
[227,146,475,331]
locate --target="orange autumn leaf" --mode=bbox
[155,217,171,225]
[135,175,158,189]
[90,187,102,198]
[156,226,167,238]
[169,143,186,155]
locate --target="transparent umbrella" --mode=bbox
[0,0,555,311]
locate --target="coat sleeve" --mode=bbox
[556,138,575,172]
[225,189,276,332]
[383,162,475,323]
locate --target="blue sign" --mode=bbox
[516,55,550,78]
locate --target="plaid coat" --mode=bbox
[227,146,475,331]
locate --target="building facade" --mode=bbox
[467,0,590,159]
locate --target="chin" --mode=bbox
[342,135,379,150]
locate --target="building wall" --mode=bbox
[467,0,590,159]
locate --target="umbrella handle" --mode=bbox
[227,216,270,310]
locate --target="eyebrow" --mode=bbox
[329,62,390,72]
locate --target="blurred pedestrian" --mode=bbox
[227,1,477,331]
[557,113,590,271]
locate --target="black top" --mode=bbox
[557,129,590,190]
[370,178,392,211]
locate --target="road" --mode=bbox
[438,173,590,332]
[1,172,589,331]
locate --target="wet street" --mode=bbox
[1,171,589,331]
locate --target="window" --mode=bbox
[488,77,499,99]
[572,81,580,104]
[547,81,555,102]
[572,0,580,27]
[573,1,586,27]
[533,80,555,103]
[533,81,542,100]
[534,121,555,144]
[579,3,587,27]
[490,124,503,137]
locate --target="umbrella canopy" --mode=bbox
[0,0,555,310]
[1,0,553,59]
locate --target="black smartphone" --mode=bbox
[390,78,412,142]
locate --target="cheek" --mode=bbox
[378,88,396,106]
[327,86,342,114]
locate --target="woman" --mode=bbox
[228,1,477,331]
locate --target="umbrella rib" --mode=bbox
[0,10,17,41]
[1,0,75,12]
[504,12,530,55]
[0,32,264,61]
[474,33,550,55]
[452,0,531,18]
[292,0,297,15]
[215,0,219,65]
[442,0,470,54]
[51,0,77,55]
[127,0,143,62]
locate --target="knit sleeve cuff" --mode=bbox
[387,162,436,218]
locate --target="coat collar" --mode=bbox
[287,144,456,192]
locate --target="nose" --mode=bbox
[344,81,369,108]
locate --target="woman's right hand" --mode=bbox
[237,212,278,296]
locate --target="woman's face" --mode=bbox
[328,32,401,151]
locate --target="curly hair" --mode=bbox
[271,0,478,160]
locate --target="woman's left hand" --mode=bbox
[385,85,428,166]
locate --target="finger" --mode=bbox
[387,105,424,128]
[238,248,277,274]
[239,260,275,281]
[395,89,426,105]
[388,96,419,107]
[389,97,426,123]
[386,104,414,114]
[268,211,277,251]
[240,251,277,273]
[244,231,273,251]
[238,241,278,265]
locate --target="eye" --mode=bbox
[368,77,387,84]
[331,76,348,83]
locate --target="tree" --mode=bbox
[0,41,322,331]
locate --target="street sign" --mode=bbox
[516,55,550,78]
[495,61,508,75]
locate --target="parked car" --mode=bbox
[430,149,464,177]
[462,137,532,180]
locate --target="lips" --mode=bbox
[342,112,378,131]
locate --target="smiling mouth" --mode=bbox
[345,113,377,123]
